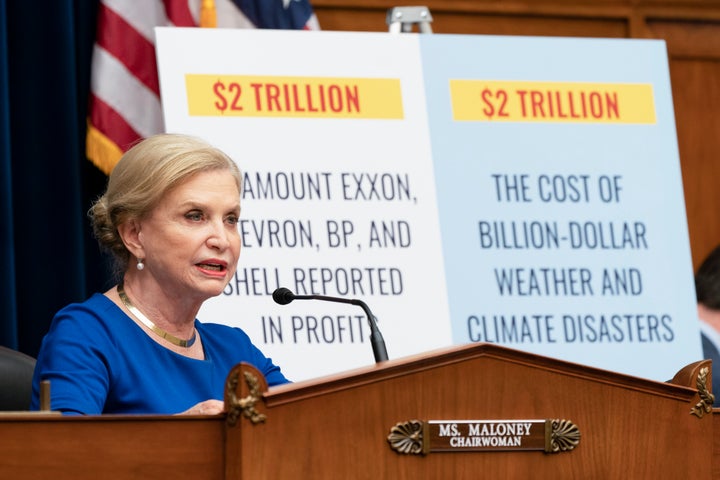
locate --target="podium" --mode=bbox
[0,343,716,479]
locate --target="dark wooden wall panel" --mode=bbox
[647,19,720,60]
[427,14,628,37]
[670,59,720,266]
[645,18,720,265]
[313,0,720,269]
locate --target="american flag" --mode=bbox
[86,0,319,174]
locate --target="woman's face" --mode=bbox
[136,168,241,301]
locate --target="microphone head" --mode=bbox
[272,287,295,305]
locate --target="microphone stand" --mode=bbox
[293,293,389,363]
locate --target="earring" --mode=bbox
[137,258,145,271]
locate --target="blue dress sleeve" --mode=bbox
[199,323,290,386]
[31,298,115,414]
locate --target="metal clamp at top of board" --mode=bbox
[387,6,434,33]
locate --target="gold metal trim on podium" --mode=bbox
[546,419,581,453]
[225,366,267,427]
[387,419,426,455]
[690,366,715,419]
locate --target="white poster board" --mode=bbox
[156,28,702,382]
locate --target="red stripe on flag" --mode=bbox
[96,3,160,95]
[162,0,196,26]
[89,94,143,153]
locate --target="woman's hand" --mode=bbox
[178,399,225,415]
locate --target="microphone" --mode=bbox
[272,287,389,363]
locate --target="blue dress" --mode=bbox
[30,293,288,414]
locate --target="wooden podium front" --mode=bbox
[0,343,715,479]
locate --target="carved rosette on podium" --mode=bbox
[387,418,580,455]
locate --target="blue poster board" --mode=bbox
[422,35,697,378]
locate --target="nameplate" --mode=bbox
[387,419,580,455]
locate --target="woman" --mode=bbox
[30,133,288,415]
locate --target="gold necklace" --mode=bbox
[117,283,197,348]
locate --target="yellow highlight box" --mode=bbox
[450,80,656,124]
[186,74,404,119]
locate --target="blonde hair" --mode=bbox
[89,133,241,274]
